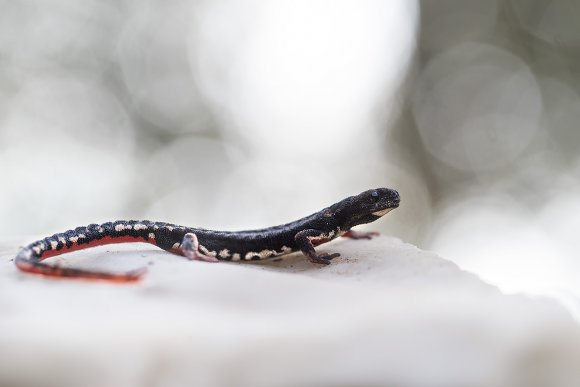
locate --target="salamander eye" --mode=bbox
[370,191,379,201]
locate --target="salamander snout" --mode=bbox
[370,187,399,207]
[388,189,400,207]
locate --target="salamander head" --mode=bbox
[331,188,400,230]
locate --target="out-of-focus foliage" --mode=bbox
[412,0,580,302]
[1,0,579,302]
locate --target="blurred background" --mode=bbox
[1,0,579,308]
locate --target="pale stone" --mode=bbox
[1,236,579,387]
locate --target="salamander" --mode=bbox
[14,188,400,282]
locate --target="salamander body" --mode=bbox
[15,188,400,282]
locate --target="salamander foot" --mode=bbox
[308,252,341,265]
[342,230,379,240]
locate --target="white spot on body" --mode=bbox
[219,249,231,258]
[308,230,336,244]
[50,240,58,250]
[199,245,217,257]
[172,242,180,249]
[148,233,155,240]
[32,246,41,255]
[69,236,78,243]
[232,253,241,261]
[58,237,66,245]
[244,250,277,260]
[115,224,125,232]
[134,224,147,231]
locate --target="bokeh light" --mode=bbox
[413,42,542,172]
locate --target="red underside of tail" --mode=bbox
[18,236,157,283]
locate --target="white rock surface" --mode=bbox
[1,236,579,387]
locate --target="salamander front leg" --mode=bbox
[181,233,219,262]
[295,229,340,265]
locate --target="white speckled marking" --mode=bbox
[244,250,277,260]
[148,233,155,240]
[172,242,180,249]
[199,245,217,257]
[219,249,231,258]
[50,240,58,250]
[115,224,125,232]
[32,246,41,255]
[232,253,241,261]
[69,236,78,243]
[134,224,147,231]
[58,237,66,245]
[308,230,337,244]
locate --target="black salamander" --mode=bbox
[15,188,400,282]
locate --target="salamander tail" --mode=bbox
[14,248,146,283]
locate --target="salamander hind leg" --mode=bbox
[181,233,219,262]
[295,229,340,265]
